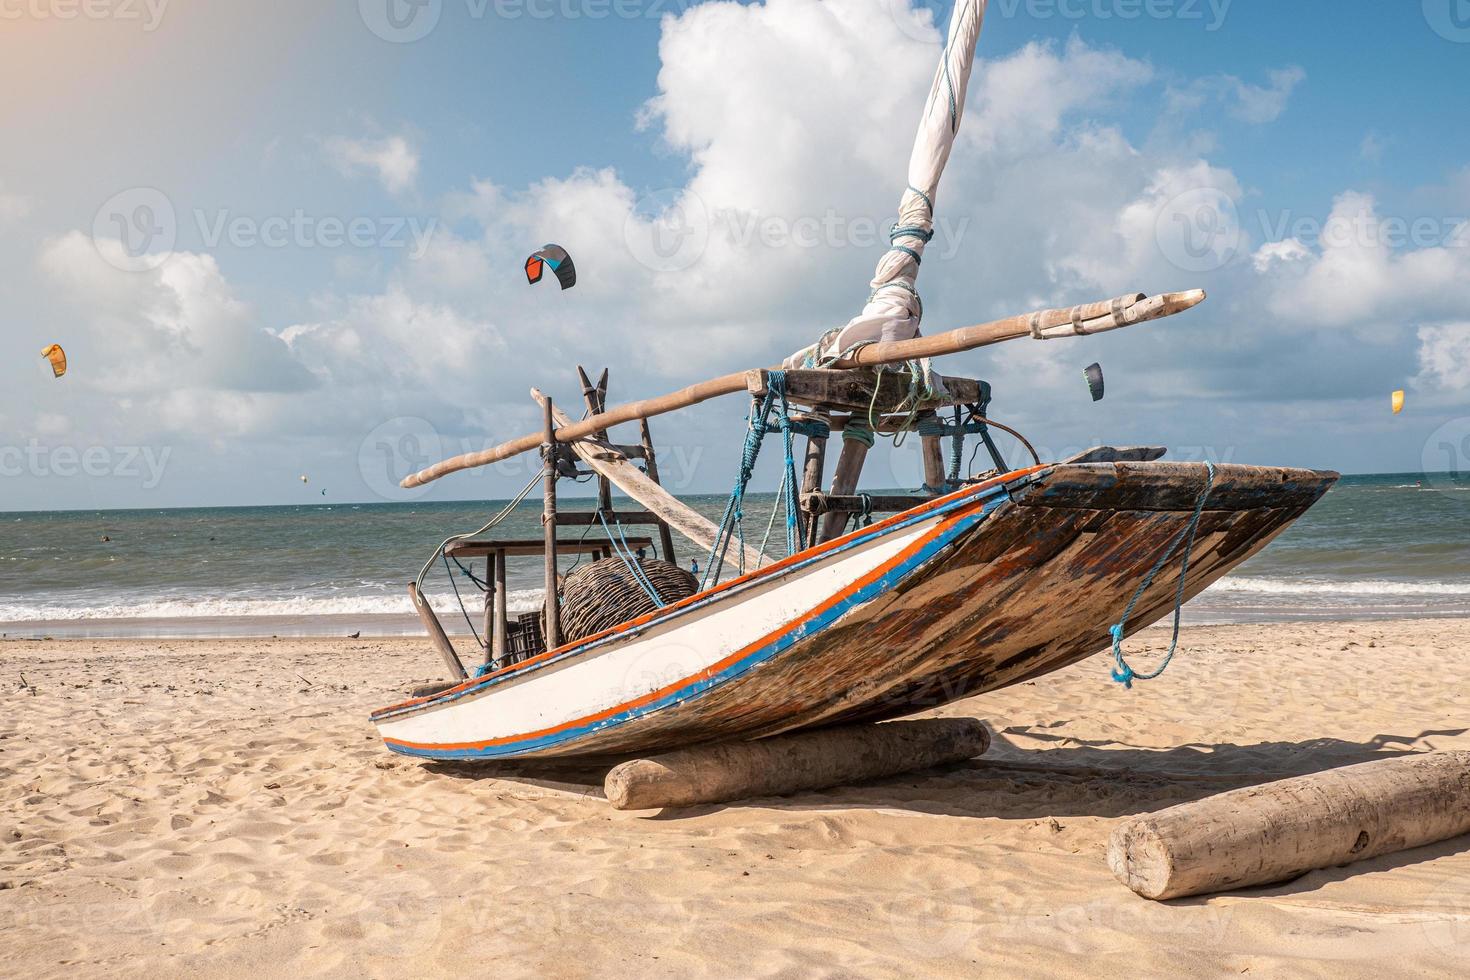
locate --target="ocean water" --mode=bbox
[2,473,1468,638]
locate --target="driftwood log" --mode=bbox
[1109,752,1470,900]
[604,717,990,810]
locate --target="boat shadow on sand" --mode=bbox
[422,725,1467,821]
[423,726,1470,902]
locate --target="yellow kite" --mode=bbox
[1392,390,1405,415]
[40,344,67,378]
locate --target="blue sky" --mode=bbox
[2,0,1469,511]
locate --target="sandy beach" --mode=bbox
[2,619,1468,977]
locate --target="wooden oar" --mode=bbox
[400,289,1205,488]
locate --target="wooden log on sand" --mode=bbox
[1108,752,1470,901]
[604,718,990,810]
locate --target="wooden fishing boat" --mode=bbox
[373,460,1334,760]
[370,0,1339,764]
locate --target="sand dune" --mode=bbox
[4,620,1470,977]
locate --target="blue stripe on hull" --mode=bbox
[386,490,1011,760]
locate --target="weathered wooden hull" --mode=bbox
[371,461,1336,760]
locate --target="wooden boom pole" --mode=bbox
[400,289,1205,489]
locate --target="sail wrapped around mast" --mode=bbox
[786,0,987,370]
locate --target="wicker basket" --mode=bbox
[552,557,699,644]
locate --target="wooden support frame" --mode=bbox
[533,389,762,570]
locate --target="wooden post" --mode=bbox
[481,563,494,665]
[577,365,614,516]
[639,417,677,564]
[921,415,947,492]
[799,420,828,550]
[542,398,561,651]
[491,549,508,665]
[819,434,870,544]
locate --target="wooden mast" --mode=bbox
[541,396,561,650]
[400,289,1205,489]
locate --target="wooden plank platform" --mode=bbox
[745,369,986,414]
[445,537,654,559]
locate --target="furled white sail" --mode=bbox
[787,0,987,370]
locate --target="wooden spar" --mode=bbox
[541,397,561,650]
[398,289,1206,489]
[408,582,467,680]
[531,389,763,571]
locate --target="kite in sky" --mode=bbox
[525,244,576,290]
[41,344,67,378]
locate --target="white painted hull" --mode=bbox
[371,462,1336,761]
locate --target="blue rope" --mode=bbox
[775,385,801,557]
[703,371,803,588]
[597,510,664,607]
[1110,461,1217,689]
